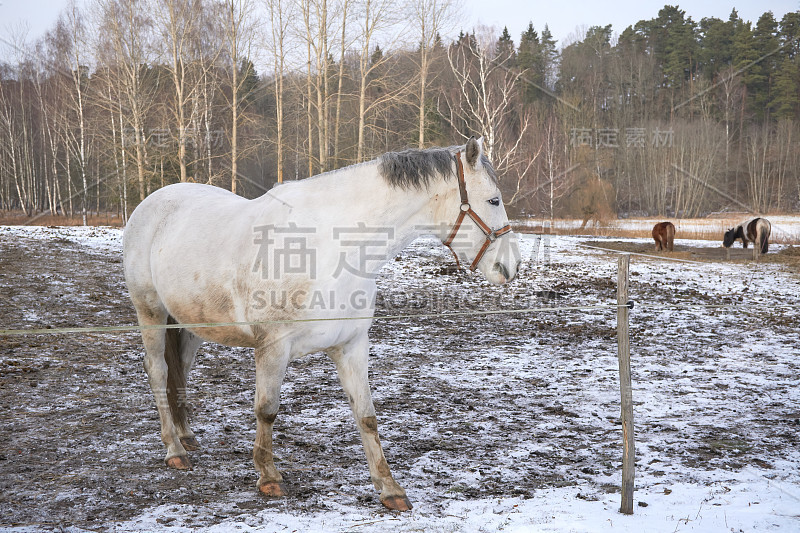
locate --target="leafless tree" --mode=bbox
[98,0,157,203]
[224,0,258,193]
[265,0,293,182]
[440,26,528,170]
[409,0,458,148]
[353,0,406,162]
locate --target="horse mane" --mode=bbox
[378,145,497,190]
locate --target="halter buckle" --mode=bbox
[460,202,470,212]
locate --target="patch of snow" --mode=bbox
[109,471,799,532]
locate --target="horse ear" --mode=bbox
[465,136,483,167]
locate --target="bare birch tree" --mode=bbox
[156,0,204,183]
[332,0,352,166]
[353,0,406,162]
[224,0,258,193]
[409,0,457,148]
[63,1,90,224]
[265,0,293,183]
[99,0,156,202]
[440,27,528,169]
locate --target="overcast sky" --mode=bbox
[1,0,798,61]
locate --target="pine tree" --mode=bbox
[778,11,800,59]
[540,24,558,89]
[698,16,734,81]
[495,26,515,65]
[751,12,779,118]
[517,22,543,103]
[370,44,383,67]
[654,6,698,89]
[732,19,759,115]
[771,12,800,119]
[238,59,259,106]
[771,57,800,119]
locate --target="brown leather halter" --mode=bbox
[442,151,513,271]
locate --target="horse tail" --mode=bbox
[666,223,675,251]
[759,219,770,254]
[164,315,186,420]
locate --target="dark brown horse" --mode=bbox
[652,222,675,252]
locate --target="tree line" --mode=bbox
[1,1,798,223]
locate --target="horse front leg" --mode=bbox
[253,341,290,497]
[330,336,412,511]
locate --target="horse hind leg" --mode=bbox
[138,308,192,470]
[167,325,203,451]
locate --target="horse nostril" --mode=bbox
[495,262,510,280]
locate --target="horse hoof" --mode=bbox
[180,436,201,451]
[258,482,287,498]
[166,455,193,470]
[381,495,413,511]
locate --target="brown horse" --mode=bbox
[652,222,675,252]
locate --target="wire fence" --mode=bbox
[0,304,628,337]
[573,242,709,264]
[2,301,798,338]
[1,237,797,338]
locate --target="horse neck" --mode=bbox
[283,162,446,270]
[346,164,444,251]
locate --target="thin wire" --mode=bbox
[635,302,800,312]
[575,242,721,265]
[0,304,627,337]
[2,301,798,338]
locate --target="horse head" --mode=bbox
[722,227,737,248]
[436,137,521,285]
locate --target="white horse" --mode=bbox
[723,217,771,255]
[123,137,520,510]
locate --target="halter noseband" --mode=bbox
[442,151,512,271]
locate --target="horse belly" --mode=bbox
[163,285,258,347]
[288,321,367,359]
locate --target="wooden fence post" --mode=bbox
[617,254,635,514]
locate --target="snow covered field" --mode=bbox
[1,226,799,532]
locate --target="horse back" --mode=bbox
[123,184,281,346]
[746,218,761,242]
[652,222,675,250]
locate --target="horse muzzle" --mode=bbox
[491,258,522,284]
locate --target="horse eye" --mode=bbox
[488,197,500,206]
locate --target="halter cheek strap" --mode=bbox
[442,151,513,271]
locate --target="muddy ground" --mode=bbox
[0,231,798,530]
